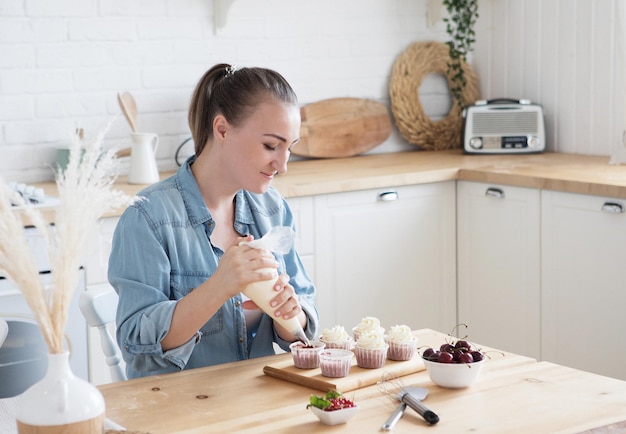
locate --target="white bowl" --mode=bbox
[309,405,358,425]
[423,358,485,388]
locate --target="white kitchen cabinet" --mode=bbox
[313,182,457,333]
[457,181,541,359]
[541,190,626,380]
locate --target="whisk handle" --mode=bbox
[381,402,407,431]
[401,393,440,425]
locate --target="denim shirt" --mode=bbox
[108,156,319,379]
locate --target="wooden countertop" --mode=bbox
[98,329,626,433]
[32,150,626,220]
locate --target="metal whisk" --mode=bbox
[377,372,439,429]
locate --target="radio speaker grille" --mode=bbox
[472,112,538,135]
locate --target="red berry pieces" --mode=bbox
[308,391,356,412]
[326,396,356,411]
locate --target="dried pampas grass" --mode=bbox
[0,120,139,353]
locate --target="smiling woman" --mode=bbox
[108,63,319,380]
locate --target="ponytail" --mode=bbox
[188,63,298,156]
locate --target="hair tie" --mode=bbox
[225,64,238,77]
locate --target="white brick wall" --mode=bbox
[0,0,438,183]
[3,1,621,183]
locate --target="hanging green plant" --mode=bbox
[443,0,479,109]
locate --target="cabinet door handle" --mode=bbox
[485,187,505,199]
[601,201,625,213]
[378,190,399,201]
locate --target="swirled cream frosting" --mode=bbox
[356,329,386,349]
[385,324,415,343]
[321,325,350,342]
[353,316,384,335]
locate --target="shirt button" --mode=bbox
[239,337,244,343]
[235,301,241,307]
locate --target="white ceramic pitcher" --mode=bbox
[128,132,159,184]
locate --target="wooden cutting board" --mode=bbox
[293,97,392,158]
[263,353,425,393]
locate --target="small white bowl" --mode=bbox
[309,405,359,425]
[423,358,485,388]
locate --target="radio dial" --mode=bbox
[469,137,483,150]
[527,136,540,149]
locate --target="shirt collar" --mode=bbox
[176,155,255,230]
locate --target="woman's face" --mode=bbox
[220,100,300,194]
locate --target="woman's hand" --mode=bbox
[258,273,308,341]
[211,235,279,300]
[241,273,302,316]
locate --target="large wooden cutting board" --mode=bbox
[263,352,425,393]
[293,97,392,158]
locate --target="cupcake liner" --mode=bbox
[319,349,353,378]
[386,340,417,361]
[354,345,388,369]
[290,341,325,369]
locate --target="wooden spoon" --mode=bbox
[117,92,138,132]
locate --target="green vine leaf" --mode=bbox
[443,0,479,110]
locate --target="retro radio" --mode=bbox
[462,98,545,154]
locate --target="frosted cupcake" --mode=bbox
[289,341,325,369]
[385,324,418,361]
[354,329,388,369]
[352,316,385,341]
[319,325,354,351]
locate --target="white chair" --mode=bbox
[79,284,127,382]
[0,318,7,348]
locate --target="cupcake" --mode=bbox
[354,330,388,369]
[385,324,418,361]
[352,316,385,341]
[319,349,354,378]
[319,325,354,351]
[290,341,325,369]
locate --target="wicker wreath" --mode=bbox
[389,41,480,151]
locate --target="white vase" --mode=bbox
[15,352,105,434]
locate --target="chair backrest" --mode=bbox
[79,284,127,382]
[0,318,7,348]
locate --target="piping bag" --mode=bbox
[239,226,310,345]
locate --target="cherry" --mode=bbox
[471,351,485,362]
[421,336,486,364]
[455,340,471,351]
[440,343,454,353]
[458,352,474,363]
[437,351,454,363]
[423,347,436,359]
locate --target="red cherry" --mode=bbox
[455,340,472,351]
[471,351,485,362]
[423,348,435,358]
[458,352,474,363]
[440,343,453,353]
[437,351,454,363]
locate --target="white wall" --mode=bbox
[473,0,624,157]
[0,0,444,183]
[0,0,623,183]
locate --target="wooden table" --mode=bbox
[98,329,626,433]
